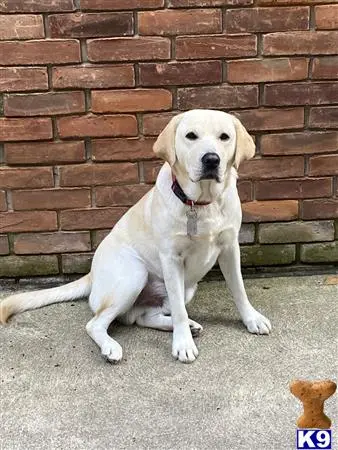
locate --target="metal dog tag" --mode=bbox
[186,205,197,237]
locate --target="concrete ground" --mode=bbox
[0,275,337,450]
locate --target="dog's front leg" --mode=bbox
[218,243,271,335]
[160,253,198,363]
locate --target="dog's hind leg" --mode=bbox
[136,308,172,331]
[136,308,203,337]
[135,284,202,335]
[86,250,148,363]
[86,303,125,363]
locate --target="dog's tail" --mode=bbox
[0,274,91,324]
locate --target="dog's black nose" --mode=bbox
[201,152,220,169]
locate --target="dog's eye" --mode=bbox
[186,132,198,140]
[219,133,230,141]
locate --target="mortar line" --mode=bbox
[53,166,60,188]
[80,39,88,63]
[42,14,50,39]
[309,5,315,31]
[5,190,13,212]
[138,161,145,184]
[0,144,4,165]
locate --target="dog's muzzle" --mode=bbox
[200,152,220,181]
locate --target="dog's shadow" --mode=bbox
[190,313,247,332]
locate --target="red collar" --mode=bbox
[171,175,211,206]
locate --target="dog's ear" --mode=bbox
[153,113,184,166]
[232,116,255,169]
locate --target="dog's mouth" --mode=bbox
[190,173,222,183]
[199,170,221,182]
[189,168,222,183]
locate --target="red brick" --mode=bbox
[0,255,59,276]
[80,0,164,9]
[257,0,331,4]
[315,5,338,30]
[92,138,155,161]
[95,184,152,207]
[226,7,309,33]
[0,67,48,93]
[176,35,257,60]
[143,161,163,183]
[261,132,338,156]
[57,114,137,138]
[242,200,299,222]
[92,89,172,113]
[60,207,128,230]
[142,112,177,136]
[4,92,85,117]
[169,0,252,5]
[0,190,7,211]
[309,107,338,129]
[259,221,335,244]
[0,118,52,141]
[302,199,338,220]
[178,85,258,110]
[0,0,75,12]
[312,57,338,79]
[232,108,304,131]
[241,244,296,266]
[264,82,338,106]
[92,229,110,249]
[59,163,138,187]
[0,167,53,189]
[0,40,80,65]
[0,211,57,233]
[14,232,91,255]
[0,235,9,255]
[309,155,338,176]
[12,189,91,211]
[239,156,304,180]
[139,9,221,35]
[0,67,48,92]
[237,181,252,203]
[4,141,86,165]
[227,58,308,83]
[61,253,93,274]
[263,31,338,56]
[255,178,332,200]
[139,61,222,86]
[87,37,170,62]
[48,12,133,38]
[52,64,134,89]
[300,242,338,263]
[0,15,44,40]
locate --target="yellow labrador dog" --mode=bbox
[0,109,271,364]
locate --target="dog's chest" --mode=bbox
[178,235,220,284]
[175,211,233,283]
[178,204,232,244]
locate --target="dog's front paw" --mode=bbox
[243,310,271,335]
[172,325,199,363]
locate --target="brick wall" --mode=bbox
[0,0,337,278]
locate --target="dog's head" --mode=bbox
[153,109,255,183]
